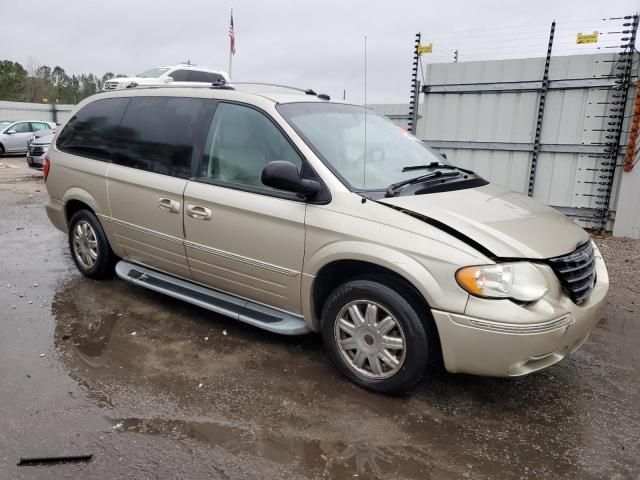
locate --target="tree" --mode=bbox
[0,60,27,101]
[0,58,127,103]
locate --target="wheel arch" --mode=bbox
[62,188,123,258]
[62,187,101,225]
[303,242,448,331]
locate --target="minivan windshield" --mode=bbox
[277,102,452,191]
[137,68,170,78]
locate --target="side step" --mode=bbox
[115,261,311,336]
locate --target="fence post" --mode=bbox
[51,103,57,124]
[408,33,421,135]
[527,21,555,197]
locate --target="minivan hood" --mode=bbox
[379,183,588,259]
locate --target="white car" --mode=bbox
[103,65,230,91]
[0,120,56,155]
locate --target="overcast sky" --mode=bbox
[3,0,638,103]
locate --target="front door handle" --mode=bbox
[158,197,180,213]
[186,204,212,221]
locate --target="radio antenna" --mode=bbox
[362,34,368,200]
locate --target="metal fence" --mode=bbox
[371,14,640,233]
[0,100,74,125]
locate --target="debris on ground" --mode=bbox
[17,454,93,466]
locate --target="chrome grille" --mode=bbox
[104,81,119,90]
[548,241,596,305]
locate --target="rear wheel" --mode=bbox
[0,144,5,155]
[68,210,117,279]
[321,278,432,394]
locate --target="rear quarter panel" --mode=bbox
[46,146,124,257]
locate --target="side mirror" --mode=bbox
[164,76,174,83]
[262,161,321,197]
[441,152,447,160]
[6,129,16,135]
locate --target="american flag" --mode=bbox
[229,11,236,55]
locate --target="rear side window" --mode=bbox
[113,96,215,179]
[185,71,225,84]
[31,122,49,132]
[169,70,189,81]
[56,98,129,161]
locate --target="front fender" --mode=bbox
[301,240,468,331]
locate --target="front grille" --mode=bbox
[547,241,596,304]
[28,145,44,155]
[104,81,119,90]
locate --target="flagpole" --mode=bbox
[228,8,233,79]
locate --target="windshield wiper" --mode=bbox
[386,170,460,197]
[402,162,459,172]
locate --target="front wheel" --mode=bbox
[68,210,117,279]
[321,278,432,394]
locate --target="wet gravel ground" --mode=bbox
[0,155,639,479]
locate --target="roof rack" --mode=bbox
[115,80,330,99]
[231,82,314,94]
[231,82,330,100]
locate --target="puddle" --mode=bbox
[48,276,637,479]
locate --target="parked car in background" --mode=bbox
[27,129,56,168]
[102,64,229,91]
[0,120,56,155]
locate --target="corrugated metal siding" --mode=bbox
[369,53,636,225]
[0,100,74,123]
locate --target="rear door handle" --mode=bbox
[158,198,180,213]
[186,204,212,221]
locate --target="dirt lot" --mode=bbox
[1,155,639,479]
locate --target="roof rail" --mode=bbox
[231,82,318,96]
[111,80,331,98]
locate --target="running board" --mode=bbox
[115,261,310,335]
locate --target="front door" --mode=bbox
[108,95,215,279]
[184,102,307,313]
[4,121,33,152]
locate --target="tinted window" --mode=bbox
[169,69,189,81]
[114,96,215,178]
[199,102,302,189]
[56,98,129,161]
[183,71,225,84]
[203,72,225,84]
[184,70,205,82]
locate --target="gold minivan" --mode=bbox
[44,84,609,393]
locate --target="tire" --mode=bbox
[321,277,433,394]
[68,210,117,279]
[0,144,4,155]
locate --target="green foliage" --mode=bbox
[0,60,127,104]
[0,61,27,101]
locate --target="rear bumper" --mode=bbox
[45,197,67,233]
[432,248,609,377]
[27,153,45,167]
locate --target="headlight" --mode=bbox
[456,262,548,302]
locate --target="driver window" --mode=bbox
[12,122,31,133]
[199,103,302,189]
